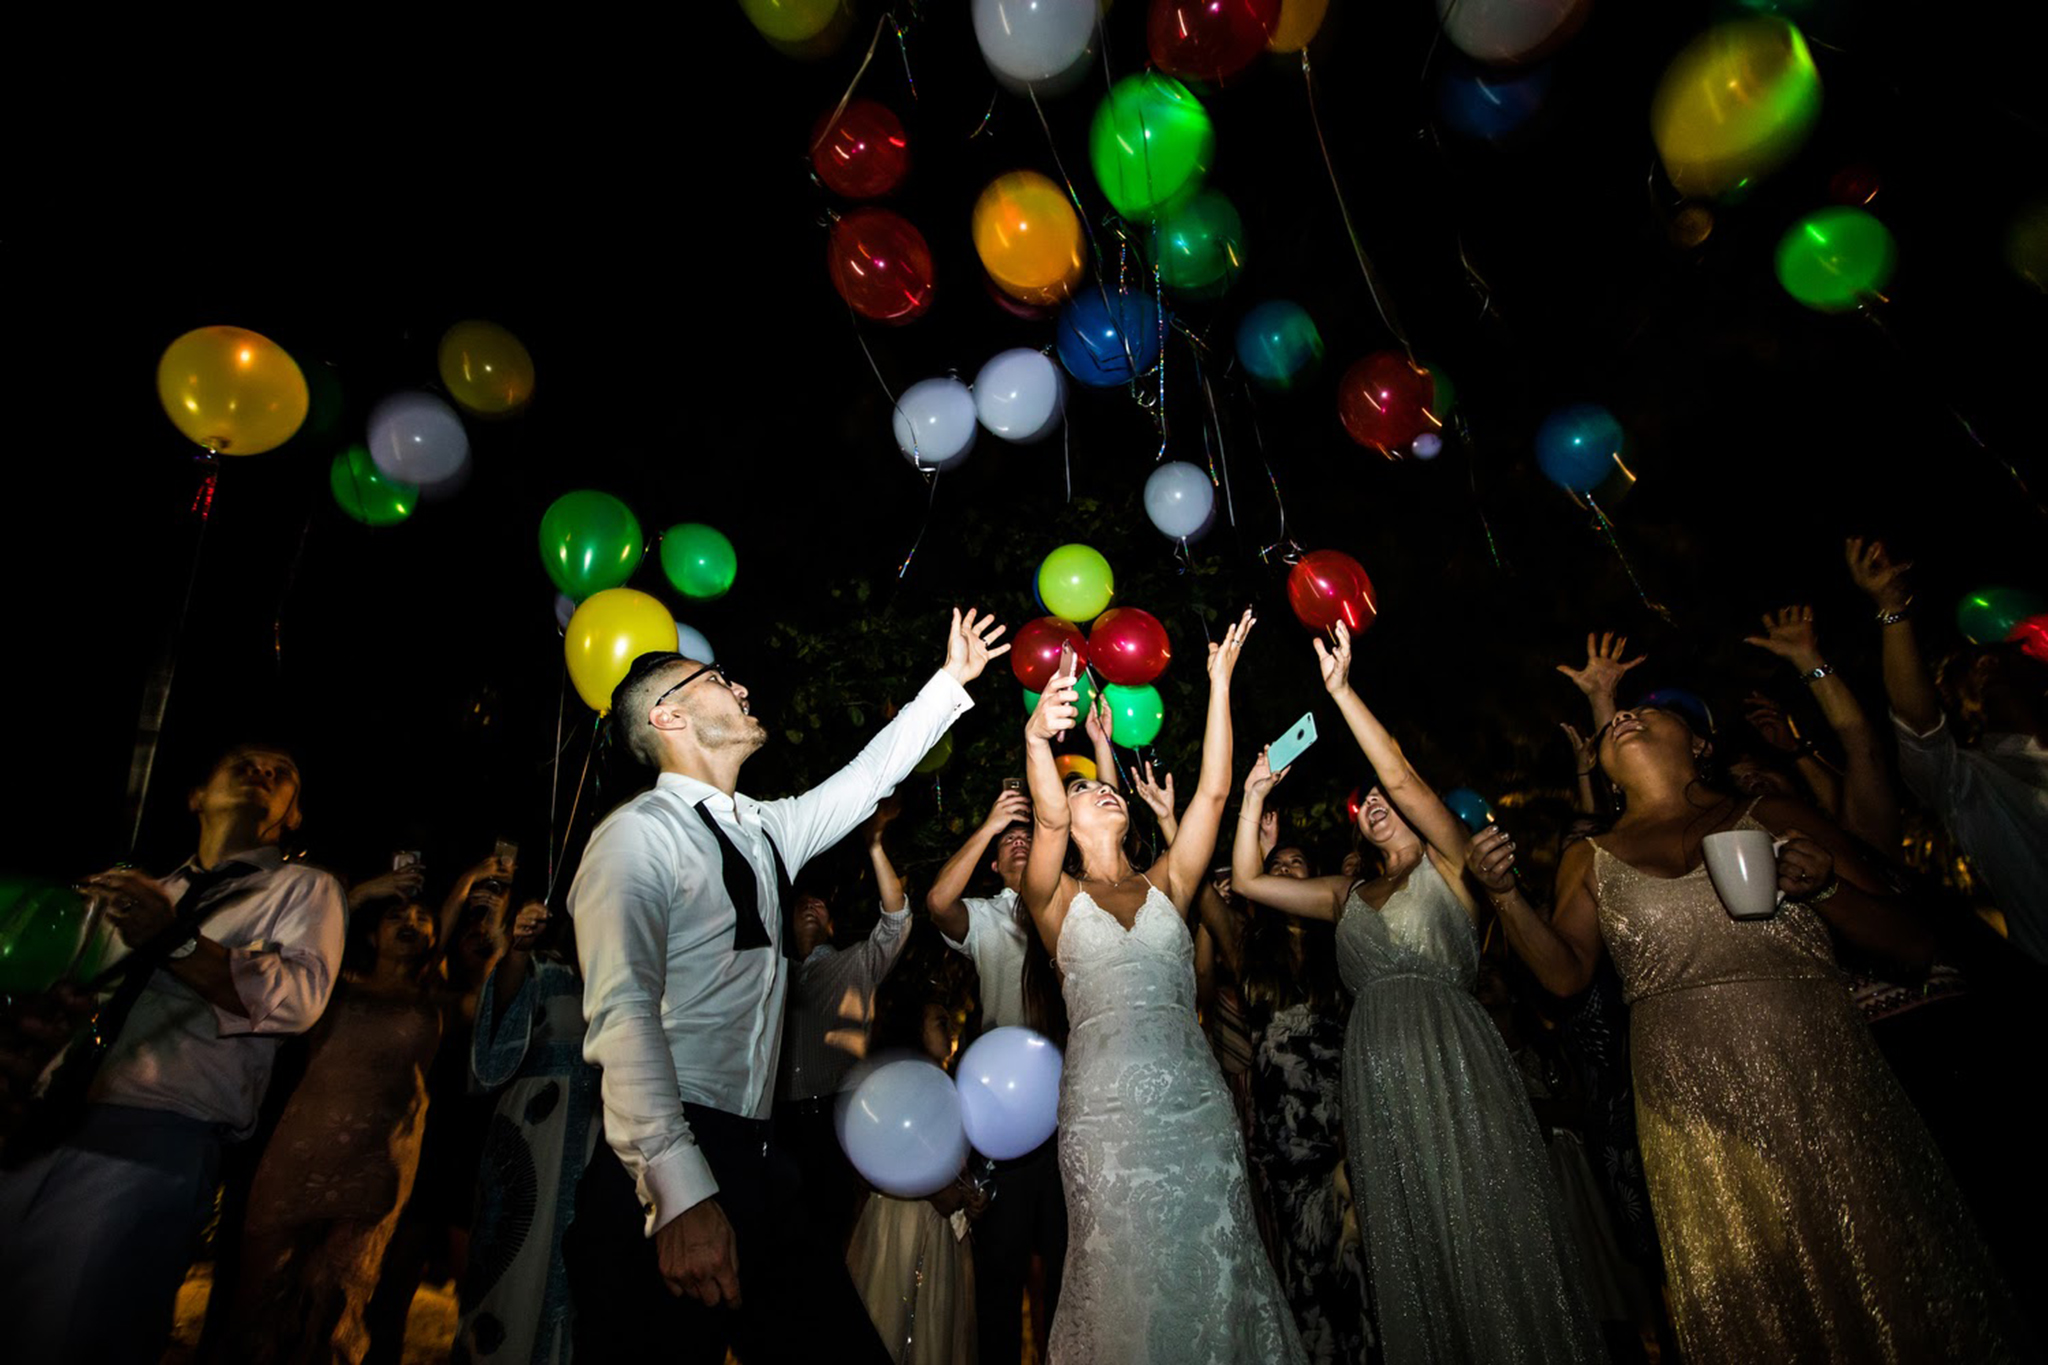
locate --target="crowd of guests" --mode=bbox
[0,540,2042,1363]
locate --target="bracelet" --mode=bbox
[1875,603,1911,626]
[1806,874,1842,905]
[1803,662,1835,682]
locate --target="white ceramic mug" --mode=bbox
[1703,829,1785,920]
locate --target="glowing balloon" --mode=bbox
[1057,289,1163,388]
[0,881,93,994]
[675,621,715,663]
[157,326,309,455]
[1338,353,1445,459]
[1154,189,1247,298]
[660,523,738,600]
[1287,550,1378,633]
[540,491,644,601]
[1442,787,1497,833]
[367,391,470,490]
[1438,62,1554,141]
[974,171,1086,307]
[972,0,1099,90]
[1436,0,1590,64]
[1090,608,1171,686]
[838,1058,967,1198]
[810,98,910,199]
[956,1027,1064,1160]
[974,349,1067,443]
[1268,0,1329,51]
[565,588,679,713]
[1775,207,1896,313]
[438,320,535,416]
[1148,0,1281,84]
[1038,544,1116,622]
[1956,587,2048,646]
[1144,461,1216,540]
[330,445,416,527]
[2012,614,2048,666]
[914,730,955,776]
[1535,403,1626,493]
[1089,73,1214,221]
[891,377,979,471]
[1014,617,1090,690]
[1652,17,1822,198]
[741,0,839,42]
[1102,683,1166,746]
[1055,754,1098,782]
[827,208,935,325]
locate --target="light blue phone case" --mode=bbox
[1267,711,1318,772]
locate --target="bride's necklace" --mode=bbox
[1081,866,1141,891]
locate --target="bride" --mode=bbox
[1019,609,1305,1365]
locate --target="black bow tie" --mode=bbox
[689,800,796,958]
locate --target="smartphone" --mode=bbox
[1055,641,1077,682]
[494,837,519,868]
[1266,712,1319,773]
[1002,776,1025,794]
[393,850,422,872]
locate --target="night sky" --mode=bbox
[8,1,2045,892]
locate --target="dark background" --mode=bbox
[5,0,2044,898]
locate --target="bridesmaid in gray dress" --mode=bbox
[1231,622,1605,1364]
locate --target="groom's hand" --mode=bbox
[942,607,1010,686]
[660,1196,742,1307]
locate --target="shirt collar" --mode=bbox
[804,944,836,968]
[656,772,758,819]
[175,845,286,879]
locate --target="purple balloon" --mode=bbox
[956,1026,1063,1160]
[838,1058,967,1197]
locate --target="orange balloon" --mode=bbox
[156,326,309,455]
[1055,754,1098,782]
[438,320,536,416]
[1268,0,1329,52]
[973,171,1086,307]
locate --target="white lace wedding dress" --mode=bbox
[1049,881,1306,1365]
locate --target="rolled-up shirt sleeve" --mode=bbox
[1893,710,1966,815]
[213,869,344,1037]
[856,896,913,984]
[572,809,716,1235]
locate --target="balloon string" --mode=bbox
[893,13,919,101]
[1190,349,1237,531]
[808,15,897,159]
[545,660,567,898]
[1062,405,1074,503]
[544,715,603,910]
[1243,385,1295,560]
[1583,492,1673,624]
[273,514,312,676]
[1454,413,1510,572]
[1302,51,1417,364]
[844,301,927,468]
[967,89,997,139]
[896,470,940,580]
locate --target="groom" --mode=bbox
[566,609,1007,1364]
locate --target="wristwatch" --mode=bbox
[167,935,200,960]
[1803,662,1835,682]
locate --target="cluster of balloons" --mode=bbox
[891,348,1068,471]
[971,1,1328,96]
[1776,207,1897,313]
[839,1027,1061,1197]
[1286,550,1378,633]
[1017,547,1173,746]
[1651,16,1822,200]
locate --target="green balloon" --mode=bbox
[330,444,417,527]
[1102,683,1165,747]
[1089,73,1214,222]
[0,880,90,994]
[660,522,738,601]
[1428,364,1458,423]
[1155,189,1246,298]
[913,730,954,776]
[1956,586,2047,645]
[1022,672,1096,718]
[1038,543,1115,623]
[1775,207,1897,313]
[540,491,644,600]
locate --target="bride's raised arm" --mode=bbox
[1020,655,1083,946]
[1158,609,1256,914]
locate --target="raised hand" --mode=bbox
[1466,825,1518,894]
[1745,606,1823,672]
[1311,620,1355,695]
[1205,608,1257,688]
[349,865,426,911]
[1559,722,1597,777]
[1243,746,1290,802]
[1082,690,1115,747]
[942,608,1011,685]
[508,900,551,951]
[1743,691,1802,754]
[981,788,1032,832]
[1258,809,1279,860]
[1555,632,1645,703]
[1132,761,1177,822]
[1845,538,1912,614]
[1776,829,1835,901]
[1025,665,1081,743]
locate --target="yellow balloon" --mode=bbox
[156,326,309,455]
[565,588,677,714]
[1651,17,1822,199]
[973,171,1087,307]
[439,320,536,416]
[1269,0,1330,52]
[739,0,839,42]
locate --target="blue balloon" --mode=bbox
[1636,687,1717,738]
[1437,63,1553,142]
[956,1027,1064,1160]
[1442,787,1496,833]
[1057,289,1163,388]
[1235,300,1325,391]
[1535,403,1626,493]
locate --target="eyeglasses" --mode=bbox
[652,663,734,710]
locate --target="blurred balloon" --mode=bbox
[1287,550,1378,632]
[972,0,1099,90]
[1154,189,1247,298]
[1637,687,1717,737]
[838,1058,967,1198]
[1023,671,1096,717]
[1412,433,1444,460]
[330,445,417,527]
[975,349,1067,443]
[1148,0,1280,83]
[1090,608,1172,685]
[540,491,644,601]
[1436,0,1589,63]
[892,377,979,471]
[974,171,1086,306]
[810,98,910,199]
[1337,353,1444,458]
[1828,163,1881,207]
[1056,289,1163,388]
[957,1027,1064,1159]
[554,593,577,633]
[660,523,738,600]
[1090,73,1214,221]
[1144,461,1216,540]
[1014,617,1090,690]
[157,326,309,455]
[1651,17,1822,198]
[1102,683,1166,746]
[438,320,535,416]
[1236,300,1324,391]
[1956,586,2048,646]
[914,730,955,775]
[0,880,92,994]
[1038,544,1116,622]
[1441,787,1496,832]
[367,391,470,490]
[1668,204,1716,249]
[1437,62,1553,141]
[1055,754,1099,782]
[2007,199,2048,292]
[2011,614,2048,666]
[1535,403,1627,493]
[741,0,839,42]
[675,621,715,663]
[1268,0,1330,51]
[827,208,935,324]
[1775,207,1896,313]
[565,588,678,713]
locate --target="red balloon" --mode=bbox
[1013,616,1089,690]
[1337,352,1443,459]
[2014,613,2048,666]
[1089,607,1172,685]
[827,208,934,324]
[1287,550,1378,633]
[810,99,910,199]
[1148,0,1283,84]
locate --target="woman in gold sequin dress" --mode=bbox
[1482,702,2026,1361]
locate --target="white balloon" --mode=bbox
[367,391,470,490]
[974,349,1066,443]
[972,0,1099,92]
[838,1058,968,1197]
[957,1027,1064,1160]
[1435,0,1588,65]
[675,621,715,663]
[1412,432,1444,460]
[1144,461,1216,540]
[892,377,978,471]
[553,592,576,633]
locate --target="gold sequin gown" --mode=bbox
[1593,811,2026,1361]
